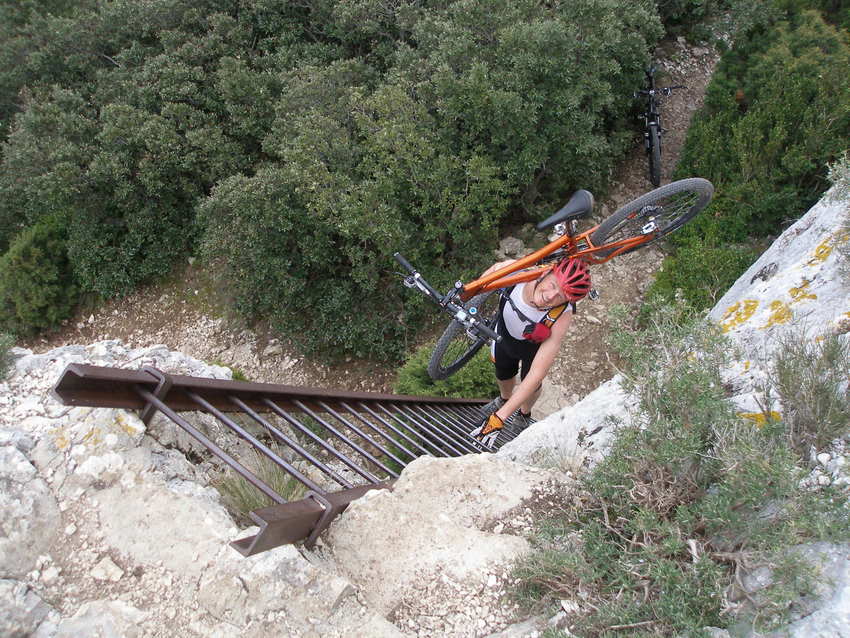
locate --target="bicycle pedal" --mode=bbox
[588,288,599,301]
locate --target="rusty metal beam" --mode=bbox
[51,363,496,554]
[52,363,486,413]
[231,483,392,556]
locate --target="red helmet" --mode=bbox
[552,258,591,301]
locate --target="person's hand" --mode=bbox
[469,413,504,448]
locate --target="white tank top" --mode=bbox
[501,283,548,340]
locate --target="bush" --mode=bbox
[0,332,14,380]
[654,0,727,35]
[646,239,758,310]
[662,9,850,310]
[0,220,78,335]
[679,10,850,223]
[764,332,850,453]
[393,340,498,399]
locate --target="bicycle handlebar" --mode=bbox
[635,84,685,98]
[393,252,500,343]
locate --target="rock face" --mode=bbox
[0,342,401,638]
[326,455,570,635]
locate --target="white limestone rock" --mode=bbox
[327,454,562,627]
[54,599,147,638]
[0,446,60,579]
[498,375,636,472]
[0,579,56,637]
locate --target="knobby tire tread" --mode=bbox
[649,125,662,187]
[427,291,498,380]
[590,178,714,259]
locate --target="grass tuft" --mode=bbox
[215,446,307,527]
[764,332,850,454]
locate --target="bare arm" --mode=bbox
[493,311,573,421]
[481,259,516,278]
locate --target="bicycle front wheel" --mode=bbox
[648,124,661,187]
[428,291,500,380]
[591,178,714,259]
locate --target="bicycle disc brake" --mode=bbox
[639,205,664,234]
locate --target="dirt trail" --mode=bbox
[23,39,719,409]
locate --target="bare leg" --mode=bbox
[499,377,541,414]
[497,377,515,402]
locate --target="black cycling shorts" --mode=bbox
[493,333,540,381]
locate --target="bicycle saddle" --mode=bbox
[536,189,594,230]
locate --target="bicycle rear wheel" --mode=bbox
[648,124,661,187]
[590,178,713,259]
[428,291,500,380]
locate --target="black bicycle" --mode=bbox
[635,64,685,187]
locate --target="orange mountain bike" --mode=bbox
[394,177,714,380]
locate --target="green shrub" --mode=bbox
[393,340,497,399]
[0,219,78,335]
[764,332,850,453]
[512,304,850,635]
[0,332,14,380]
[680,10,850,217]
[664,8,850,309]
[654,0,726,35]
[646,239,758,310]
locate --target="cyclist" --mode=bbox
[470,257,592,447]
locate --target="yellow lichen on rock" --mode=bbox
[81,427,103,446]
[806,230,849,266]
[721,300,759,333]
[51,427,70,450]
[116,411,144,437]
[762,300,792,329]
[738,411,782,427]
[789,279,817,304]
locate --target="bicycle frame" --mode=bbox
[458,222,651,302]
[642,67,662,132]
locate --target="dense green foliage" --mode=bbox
[0,0,669,356]
[513,303,850,635]
[0,219,78,335]
[393,339,497,399]
[651,6,850,308]
[0,332,14,380]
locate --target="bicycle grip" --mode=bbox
[393,252,416,274]
[475,320,501,343]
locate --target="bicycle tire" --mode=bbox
[648,124,661,187]
[590,178,714,259]
[428,290,500,380]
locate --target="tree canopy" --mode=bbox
[0,0,671,357]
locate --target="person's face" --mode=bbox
[531,273,569,309]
